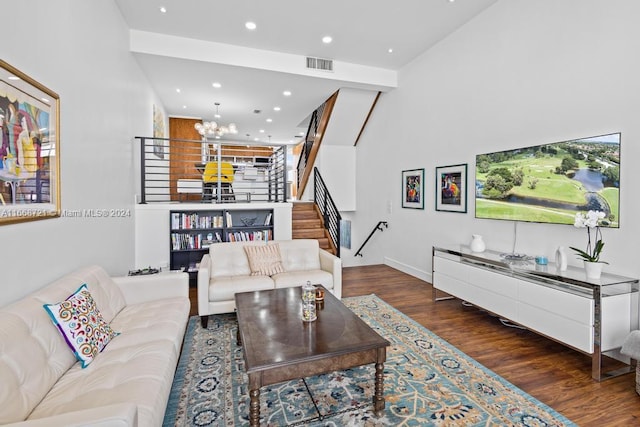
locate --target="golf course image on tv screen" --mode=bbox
[475,132,620,228]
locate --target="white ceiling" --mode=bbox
[115,0,498,144]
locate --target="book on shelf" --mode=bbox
[171,233,211,250]
[226,229,273,242]
[264,212,272,226]
[171,212,224,229]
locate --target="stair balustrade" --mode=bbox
[136,137,287,204]
[313,167,341,257]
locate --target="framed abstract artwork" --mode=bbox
[435,163,467,213]
[402,168,424,209]
[0,60,60,225]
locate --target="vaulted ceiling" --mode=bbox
[115,0,498,144]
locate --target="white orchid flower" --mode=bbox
[570,210,607,263]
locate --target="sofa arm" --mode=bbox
[112,271,189,305]
[319,249,342,299]
[5,403,137,427]
[621,330,640,359]
[197,254,212,316]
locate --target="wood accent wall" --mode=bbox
[212,146,273,158]
[168,117,277,202]
[169,117,201,201]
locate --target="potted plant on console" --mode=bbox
[569,210,608,279]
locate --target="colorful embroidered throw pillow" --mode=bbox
[244,243,285,276]
[43,284,119,368]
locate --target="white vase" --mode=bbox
[555,246,567,271]
[584,261,603,279]
[470,235,486,253]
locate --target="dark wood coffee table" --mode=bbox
[235,286,390,426]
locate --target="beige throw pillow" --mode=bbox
[244,244,285,276]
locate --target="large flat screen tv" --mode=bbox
[475,132,620,228]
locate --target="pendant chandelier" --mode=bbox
[194,103,238,139]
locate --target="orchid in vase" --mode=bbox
[569,210,608,264]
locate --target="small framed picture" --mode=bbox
[402,168,424,209]
[435,164,467,213]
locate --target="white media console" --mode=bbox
[432,244,639,381]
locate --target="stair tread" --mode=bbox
[291,202,335,255]
[292,228,325,237]
[292,219,322,228]
[293,212,320,220]
[293,202,314,211]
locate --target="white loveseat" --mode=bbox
[197,239,342,327]
[0,265,190,427]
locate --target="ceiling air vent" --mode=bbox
[306,56,333,72]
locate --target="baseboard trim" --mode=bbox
[384,257,432,283]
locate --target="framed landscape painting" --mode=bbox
[402,168,424,209]
[436,163,467,213]
[0,60,60,225]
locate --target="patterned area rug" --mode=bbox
[163,294,575,426]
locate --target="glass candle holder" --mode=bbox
[301,281,317,322]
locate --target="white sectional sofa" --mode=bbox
[197,239,342,327]
[0,265,190,426]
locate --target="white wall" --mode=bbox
[350,0,640,282]
[317,146,356,211]
[0,0,158,306]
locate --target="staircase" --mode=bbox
[292,202,336,255]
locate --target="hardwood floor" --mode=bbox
[189,264,640,426]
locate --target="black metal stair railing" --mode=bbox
[354,221,388,257]
[136,137,287,203]
[313,167,341,257]
[296,101,326,192]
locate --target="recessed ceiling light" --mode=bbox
[388,48,393,53]
[259,129,265,133]
[176,88,181,93]
[273,106,281,111]
[7,75,20,81]
[254,137,259,141]
[159,6,167,13]
[212,82,221,88]
[322,36,332,44]
[283,90,292,97]
[266,118,272,123]
[245,21,257,30]
[298,131,305,136]
[182,105,187,109]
